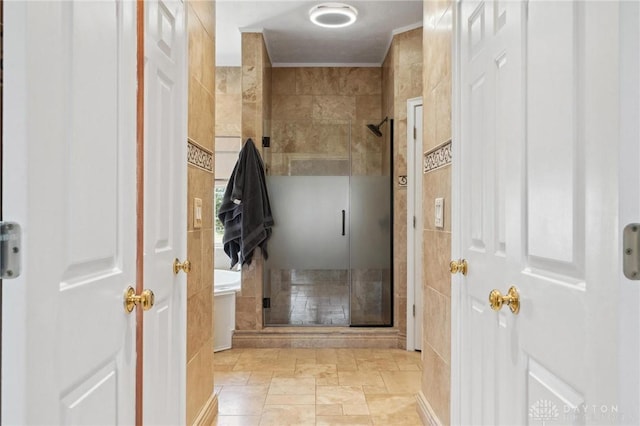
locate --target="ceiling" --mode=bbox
[215,1,424,67]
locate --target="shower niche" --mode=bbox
[263,119,393,327]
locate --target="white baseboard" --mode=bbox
[416,391,442,426]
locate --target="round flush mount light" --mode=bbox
[309,3,358,28]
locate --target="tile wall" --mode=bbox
[420,1,453,424]
[215,67,242,137]
[186,1,216,424]
[382,28,424,348]
[270,67,383,176]
[234,32,273,333]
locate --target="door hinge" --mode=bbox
[413,216,416,228]
[623,223,640,280]
[412,304,416,317]
[413,127,417,140]
[262,297,271,309]
[0,222,22,279]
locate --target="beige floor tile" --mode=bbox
[259,405,316,426]
[215,371,251,385]
[218,385,268,416]
[317,386,367,405]
[317,377,340,386]
[215,350,243,365]
[316,348,339,364]
[336,362,358,372]
[380,371,421,394]
[295,363,338,378]
[371,416,422,426]
[316,416,373,425]
[397,362,421,371]
[213,347,424,426]
[338,371,385,387]
[215,364,235,372]
[239,348,280,360]
[271,371,300,379]
[342,404,370,415]
[268,377,316,395]
[279,348,317,361]
[356,359,399,372]
[233,360,295,373]
[361,385,388,395]
[248,371,274,385]
[316,404,343,416]
[351,349,393,360]
[213,415,261,426]
[265,394,316,405]
[389,350,421,363]
[366,394,422,425]
[295,358,318,366]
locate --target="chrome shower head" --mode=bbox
[366,117,388,137]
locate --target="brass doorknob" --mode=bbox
[489,286,520,314]
[124,286,155,313]
[173,258,192,275]
[450,259,468,275]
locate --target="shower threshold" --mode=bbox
[232,327,400,349]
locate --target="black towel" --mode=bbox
[218,139,274,267]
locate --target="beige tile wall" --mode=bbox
[270,67,383,176]
[215,67,242,136]
[186,1,216,424]
[234,33,272,333]
[421,1,453,424]
[382,28,424,349]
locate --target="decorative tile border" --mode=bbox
[398,175,407,187]
[424,139,452,173]
[187,139,213,173]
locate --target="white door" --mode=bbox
[455,1,622,424]
[143,0,187,424]
[407,98,423,351]
[2,1,137,424]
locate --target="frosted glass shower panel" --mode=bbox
[349,176,392,326]
[266,176,350,270]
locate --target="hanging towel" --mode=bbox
[218,139,274,268]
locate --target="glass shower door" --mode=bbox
[349,176,392,325]
[264,176,350,325]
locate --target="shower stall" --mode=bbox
[263,119,393,326]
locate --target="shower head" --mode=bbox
[366,117,388,137]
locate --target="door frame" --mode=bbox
[450,1,463,423]
[406,96,423,351]
[618,1,640,420]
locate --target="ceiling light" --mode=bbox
[309,3,358,28]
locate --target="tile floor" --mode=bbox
[213,348,423,426]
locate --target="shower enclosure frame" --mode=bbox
[262,119,395,328]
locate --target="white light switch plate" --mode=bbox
[435,197,444,228]
[194,197,203,229]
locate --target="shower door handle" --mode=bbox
[342,210,346,236]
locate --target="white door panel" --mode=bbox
[457,1,620,424]
[143,0,187,424]
[2,1,137,424]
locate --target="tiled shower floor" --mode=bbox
[264,269,391,326]
[267,283,350,326]
[213,347,424,425]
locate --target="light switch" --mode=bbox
[435,198,444,229]
[194,198,202,229]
